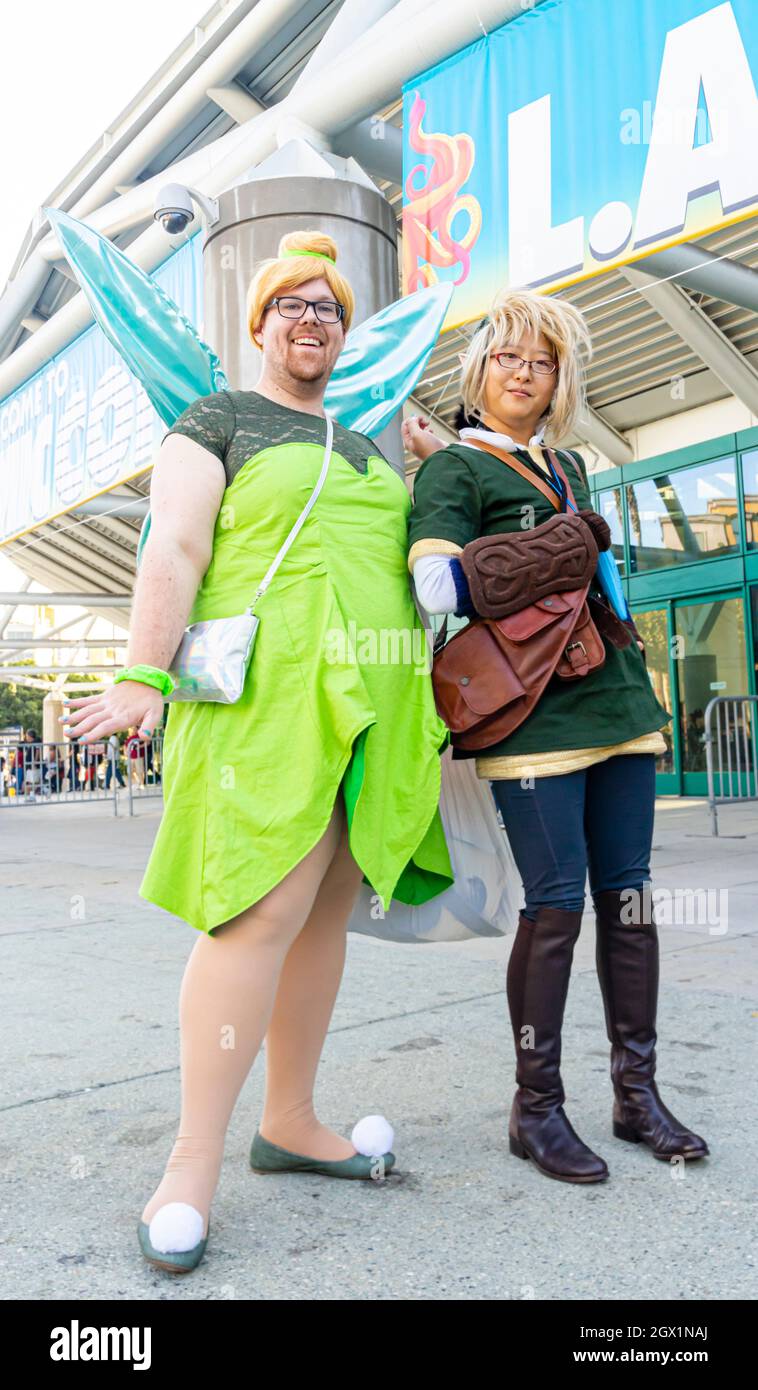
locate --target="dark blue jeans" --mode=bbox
[489,753,656,919]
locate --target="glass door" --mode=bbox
[673,592,747,795]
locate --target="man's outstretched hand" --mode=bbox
[61,681,166,743]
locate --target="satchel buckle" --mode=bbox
[563,639,588,674]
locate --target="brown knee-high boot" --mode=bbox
[507,906,609,1183]
[592,888,709,1160]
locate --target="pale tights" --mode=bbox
[141,793,365,1239]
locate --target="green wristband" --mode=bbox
[113,664,175,697]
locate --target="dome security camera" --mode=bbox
[154,184,219,236]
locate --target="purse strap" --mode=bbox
[246,413,334,613]
[433,615,449,655]
[467,439,581,513]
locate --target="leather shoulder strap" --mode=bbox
[544,448,581,511]
[465,439,561,511]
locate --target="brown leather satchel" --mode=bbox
[430,445,609,749]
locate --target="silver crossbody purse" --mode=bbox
[165,413,334,703]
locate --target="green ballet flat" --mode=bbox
[137,1217,210,1274]
[249,1130,395,1180]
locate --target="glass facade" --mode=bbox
[596,485,626,576]
[590,428,758,795]
[627,456,739,572]
[740,449,758,549]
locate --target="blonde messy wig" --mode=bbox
[246,229,356,348]
[459,289,592,444]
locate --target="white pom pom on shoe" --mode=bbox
[148,1202,205,1253]
[351,1114,395,1157]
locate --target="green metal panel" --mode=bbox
[590,464,622,492]
[746,581,758,702]
[744,553,758,583]
[627,556,744,603]
[595,432,738,490]
[685,768,753,797]
[629,599,680,794]
[735,424,758,450]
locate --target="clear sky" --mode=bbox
[0,0,213,593]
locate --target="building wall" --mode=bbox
[585,396,758,475]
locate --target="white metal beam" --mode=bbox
[0,636,125,647]
[0,670,55,690]
[621,264,758,416]
[575,408,635,467]
[290,0,400,94]
[0,0,307,360]
[23,526,136,585]
[206,83,267,123]
[0,664,121,675]
[0,610,120,662]
[635,241,758,315]
[2,532,134,590]
[0,574,33,637]
[0,590,131,606]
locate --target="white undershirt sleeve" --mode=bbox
[412,554,459,614]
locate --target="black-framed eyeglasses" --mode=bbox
[491,350,558,376]
[265,296,345,324]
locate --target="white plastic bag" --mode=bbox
[347,746,522,943]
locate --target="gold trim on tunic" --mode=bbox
[408,537,464,573]
[476,731,668,780]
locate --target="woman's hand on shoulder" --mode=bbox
[402,414,446,462]
[61,682,166,743]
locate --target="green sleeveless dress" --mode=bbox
[138,389,453,935]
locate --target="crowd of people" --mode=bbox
[0,727,161,799]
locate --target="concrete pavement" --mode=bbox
[1,791,756,1300]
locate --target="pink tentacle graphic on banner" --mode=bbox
[402,92,482,294]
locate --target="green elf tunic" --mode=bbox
[139,389,453,935]
[407,442,672,778]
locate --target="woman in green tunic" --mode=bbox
[404,287,708,1185]
[62,230,452,1272]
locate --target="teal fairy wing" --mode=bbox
[324,281,452,435]
[45,206,228,564]
[44,207,228,421]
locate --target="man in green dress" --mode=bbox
[62,230,453,1272]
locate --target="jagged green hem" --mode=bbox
[341,726,454,908]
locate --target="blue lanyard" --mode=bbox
[528,450,569,510]
[511,444,577,513]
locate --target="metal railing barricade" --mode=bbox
[704,695,758,836]
[126,733,163,815]
[0,739,121,813]
[0,735,165,815]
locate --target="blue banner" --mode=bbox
[0,233,203,545]
[402,0,758,329]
